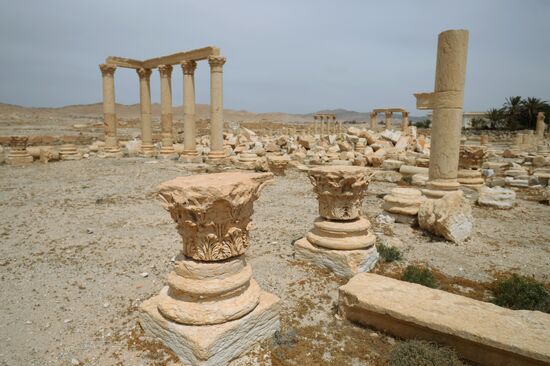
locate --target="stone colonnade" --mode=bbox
[99,47,226,159]
[313,113,337,136]
[370,108,409,131]
[414,29,469,198]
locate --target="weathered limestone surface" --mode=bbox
[140,291,280,366]
[295,166,378,277]
[6,136,33,166]
[141,172,280,365]
[418,190,473,243]
[339,273,550,366]
[267,155,290,176]
[181,60,198,156]
[137,68,154,155]
[383,188,425,224]
[415,29,469,198]
[208,56,226,159]
[159,65,176,156]
[294,238,379,278]
[478,186,516,209]
[99,64,120,154]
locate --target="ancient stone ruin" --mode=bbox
[139,172,280,365]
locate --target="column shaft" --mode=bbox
[100,64,120,152]
[370,112,377,130]
[159,65,175,155]
[182,61,198,156]
[137,68,153,154]
[208,56,226,158]
[385,111,393,130]
[402,112,409,132]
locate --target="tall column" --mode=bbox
[402,111,410,132]
[208,55,227,159]
[414,29,469,198]
[320,115,325,137]
[313,115,318,135]
[536,112,546,139]
[181,60,198,156]
[158,65,175,156]
[370,112,377,130]
[332,115,337,134]
[385,111,393,130]
[99,64,120,153]
[137,68,154,155]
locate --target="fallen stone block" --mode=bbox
[478,186,516,209]
[418,191,473,243]
[339,273,550,366]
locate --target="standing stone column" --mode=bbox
[536,112,546,139]
[332,115,337,134]
[370,112,377,130]
[414,29,469,198]
[158,65,175,156]
[385,111,393,130]
[139,172,280,365]
[137,68,154,156]
[208,55,227,159]
[402,111,410,132]
[320,115,325,137]
[294,166,378,278]
[313,115,318,136]
[181,60,198,157]
[99,64,120,154]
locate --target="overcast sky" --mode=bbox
[0,0,549,114]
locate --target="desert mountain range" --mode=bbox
[0,102,426,124]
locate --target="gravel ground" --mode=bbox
[1,157,549,365]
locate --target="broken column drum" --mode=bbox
[294,166,378,278]
[139,172,280,366]
[415,29,469,198]
[6,136,33,166]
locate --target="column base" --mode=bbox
[60,144,82,161]
[422,179,461,199]
[306,217,376,250]
[139,291,280,366]
[181,149,199,156]
[294,237,379,278]
[7,153,33,166]
[179,154,204,164]
[208,150,227,160]
[140,144,157,157]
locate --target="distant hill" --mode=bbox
[0,102,426,124]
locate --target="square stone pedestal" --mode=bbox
[294,238,379,278]
[139,289,280,366]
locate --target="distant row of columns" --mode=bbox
[99,55,226,158]
[314,114,338,136]
[369,110,409,131]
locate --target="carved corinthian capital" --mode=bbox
[136,68,152,79]
[181,60,197,75]
[99,64,116,76]
[308,166,372,221]
[158,172,273,261]
[208,55,226,69]
[158,64,173,77]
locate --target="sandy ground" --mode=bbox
[1,157,549,366]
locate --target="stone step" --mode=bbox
[338,273,550,366]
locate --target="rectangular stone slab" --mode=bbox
[339,273,550,366]
[140,290,280,366]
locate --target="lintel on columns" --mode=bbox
[372,108,407,114]
[105,56,144,69]
[142,46,220,69]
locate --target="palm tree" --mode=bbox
[484,108,505,129]
[503,96,524,129]
[522,97,549,129]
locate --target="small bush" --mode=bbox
[401,265,438,288]
[492,274,550,312]
[389,340,465,366]
[377,242,402,262]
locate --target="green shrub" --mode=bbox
[401,265,438,288]
[389,340,465,366]
[492,274,550,312]
[377,242,402,262]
